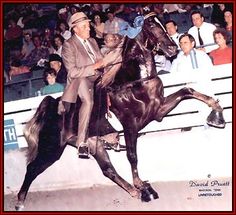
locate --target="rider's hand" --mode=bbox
[93,59,104,70]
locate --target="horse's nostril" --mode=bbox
[168,45,178,53]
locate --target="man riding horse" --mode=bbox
[16,8,225,210]
[58,12,122,159]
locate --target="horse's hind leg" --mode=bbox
[15,145,66,211]
[157,87,225,128]
[89,137,140,199]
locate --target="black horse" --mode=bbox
[15,12,225,210]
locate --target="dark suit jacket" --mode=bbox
[61,35,103,103]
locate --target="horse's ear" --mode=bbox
[142,5,151,14]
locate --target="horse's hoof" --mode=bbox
[140,182,159,202]
[207,110,225,129]
[15,202,24,211]
[141,189,152,202]
[148,186,159,200]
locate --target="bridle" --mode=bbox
[104,13,169,68]
[142,12,173,54]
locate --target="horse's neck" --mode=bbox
[110,35,157,89]
[124,36,157,78]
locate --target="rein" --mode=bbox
[107,74,158,93]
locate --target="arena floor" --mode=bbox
[4,177,232,211]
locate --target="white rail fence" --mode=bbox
[4,64,232,149]
[4,64,232,194]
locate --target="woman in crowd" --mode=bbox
[209,28,232,65]
[52,34,65,57]
[57,19,71,40]
[40,68,64,95]
[90,12,105,48]
[223,8,232,43]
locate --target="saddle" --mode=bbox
[57,89,124,151]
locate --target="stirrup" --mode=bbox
[78,142,90,159]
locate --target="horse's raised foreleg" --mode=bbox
[156,87,225,128]
[123,129,159,202]
[15,145,66,211]
[90,137,140,199]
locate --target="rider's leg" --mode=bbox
[77,78,94,158]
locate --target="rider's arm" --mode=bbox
[62,40,103,79]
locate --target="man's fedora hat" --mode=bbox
[68,12,91,29]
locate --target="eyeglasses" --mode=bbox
[105,37,115,42]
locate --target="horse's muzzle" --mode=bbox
[166,45,178,58]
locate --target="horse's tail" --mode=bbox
[24,96,58,164]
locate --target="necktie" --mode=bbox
[83,40,96,63]
[197,28,204,46]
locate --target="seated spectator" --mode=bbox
[104,6,125,35]
[24,35,50,68]
[171,32,215,125]
[90,12,105,48]
[5,18,23,51]
[223,8,232,43]
[211,4,226,27]
[188,10,218,53]
[209,28,232,65]
[165,20,181,49]
[163,4,187,14]
[21,4,39,29]
[40,68,64,95]
[67,4,80,21]
[90,4,106,19]
[21,32,35,60]
[41,28,54,53]
[151,4,165,20]
[9,59,30,80]
[48,54,67,84]
[70,4,80,15]
[57,19,71,40]
[170,33,213,73]
[52,34,65,57]
[58,7,69,22]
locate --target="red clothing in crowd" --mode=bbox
[5,25,22,41]
[209,46,232,65]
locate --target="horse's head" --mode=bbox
[142,12,178,58]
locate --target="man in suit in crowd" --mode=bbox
[58,12,104,159]
[188,10,218,53]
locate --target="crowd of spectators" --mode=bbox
[4,3,233,96]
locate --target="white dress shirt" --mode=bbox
[53,46,62,57]
[170,32,181,49]
[75,35,96,63]
[170,48,214,96]
[170,48,213,73]
[188,22,218,53]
